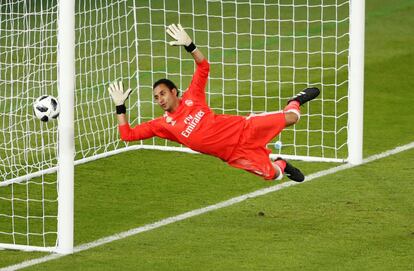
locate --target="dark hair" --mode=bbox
[153,79,179,97]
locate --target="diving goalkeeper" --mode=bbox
[108,24,320,182]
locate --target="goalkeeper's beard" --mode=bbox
[159,97,180,113]
[160,99,179,113]
[160,103,169,111]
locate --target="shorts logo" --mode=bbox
[185,99,193,106]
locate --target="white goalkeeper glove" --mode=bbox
[166,24,197,53]
[108,81,132,114]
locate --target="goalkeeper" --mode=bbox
[108,24,320,182]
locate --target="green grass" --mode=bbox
[1,149,412,270]
[24,150,414,271]
[1,0,414,269]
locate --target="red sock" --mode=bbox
[283,101,300,120]
[283,101,300,113]
[273,159,287,174]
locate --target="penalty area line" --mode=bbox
[2,141,414,271]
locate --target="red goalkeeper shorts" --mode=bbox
[227,111,286,180]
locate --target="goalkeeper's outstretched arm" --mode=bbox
[166,23,205,64]
[108,81,158,141]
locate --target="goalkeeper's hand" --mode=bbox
[108,81,132,106]
[166,23,192,47]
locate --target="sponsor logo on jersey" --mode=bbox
[181,110,205,138]
[185,99,193,106]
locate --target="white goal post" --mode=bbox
[0,0,364,253]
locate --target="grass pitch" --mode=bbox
[26,150,414,271]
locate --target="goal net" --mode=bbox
[0,0,360,252]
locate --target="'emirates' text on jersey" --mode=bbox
[118,59,245,161]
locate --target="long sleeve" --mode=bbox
[118,118,174,142]
[118,122,156,142]
[186,59,210,102]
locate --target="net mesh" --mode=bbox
[0,0,59,248]
[0,0,349,250]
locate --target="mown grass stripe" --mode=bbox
[2,141,414,271]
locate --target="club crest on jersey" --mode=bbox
[185,99,193,107]
[163,113,176,126]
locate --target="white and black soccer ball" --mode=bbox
[33,95,60,122]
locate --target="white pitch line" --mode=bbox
[2,141,414,271]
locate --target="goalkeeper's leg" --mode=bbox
[272,158,305,182]
[283,87,320,126]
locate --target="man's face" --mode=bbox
[153,84,179,113]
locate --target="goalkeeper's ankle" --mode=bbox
[272,158,287,180]
[283,101,300,122]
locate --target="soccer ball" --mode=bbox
[33,95,60,122]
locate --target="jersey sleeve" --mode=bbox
[118,118,170,142]
[186,59,210,102]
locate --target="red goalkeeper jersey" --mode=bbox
[118,59,245,161]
